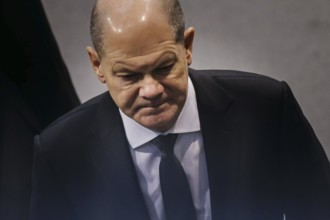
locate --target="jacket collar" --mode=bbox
[189,68,234,116]
[88,93,151,220]
[190,69,242,220]
[89,69,241,220]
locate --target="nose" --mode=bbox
[139,76,164,100]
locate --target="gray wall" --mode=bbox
[41,0,330,159]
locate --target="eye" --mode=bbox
[117,72,140,81]
[155,64,174,75]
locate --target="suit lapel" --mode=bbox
[73,69,242,220]
[190,70,243,220]
[87,93,150,220]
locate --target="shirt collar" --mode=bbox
[119,77,201,149]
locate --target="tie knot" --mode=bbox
[151,134,178,156]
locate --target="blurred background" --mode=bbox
[41,0,330,158]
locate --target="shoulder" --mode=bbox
[44,92,109,128]
[189,68,285,99]
[189,68,281,86]
[38,92,117,148]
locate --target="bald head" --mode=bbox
[90,0,185,57]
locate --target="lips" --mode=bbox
[150,100,166,107]
[139,98,165,107]
[136,100,167,112]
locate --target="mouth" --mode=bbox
[142,99,166,108]
[137,100,167,113]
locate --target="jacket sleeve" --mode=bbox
[280,82,330,219]
[29,135,76,220]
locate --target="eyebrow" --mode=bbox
[112,52,177,73]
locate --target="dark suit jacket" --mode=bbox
[30,69,330,220]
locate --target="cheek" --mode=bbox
[107,81,140,112]
[167,69,188,95]
[170,61,189,81]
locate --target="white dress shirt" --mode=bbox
[119,77,212,220]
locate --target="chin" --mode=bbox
[139,114,176,132]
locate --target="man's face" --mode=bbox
[88,7,194,132]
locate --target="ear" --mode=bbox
[183,27,195,66]
[86,46,106,83]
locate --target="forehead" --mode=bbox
[111,49,178,72]
[102,21,177,67]
[99,0,176,59]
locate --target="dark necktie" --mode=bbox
[151,134,197,220]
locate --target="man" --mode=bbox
[29,0,330,220]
